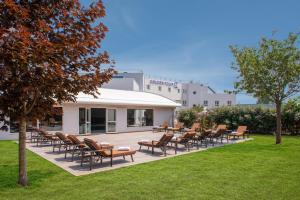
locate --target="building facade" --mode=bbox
[0,88,179,135]
[102,72,236,109]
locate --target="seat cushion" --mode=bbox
[138,141,158,147]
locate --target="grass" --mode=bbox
[0,135,300,200]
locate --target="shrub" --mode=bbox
[208,106,276,134]
[178,109,196,127]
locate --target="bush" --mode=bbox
[282,98,300,135]
[178,109,196,127]
[208,106,277,134]
[207,99,300,135]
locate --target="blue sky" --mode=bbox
[83,0,300,103]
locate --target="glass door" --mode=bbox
[107,109,117,133]
[79,108,86,134]
[91,108,106,133]
[79,108,91,134]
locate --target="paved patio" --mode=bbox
[26,131,252,176]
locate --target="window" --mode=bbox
[178,89,180,93]
[40,107,63,131]
[158,86,162,91]
[168,87,171,92]
[182,100,187,106]
[182,89,186,93]
[215,101,219,107]
[193,91,196,95]
[203,100,208,106]
[127,109,153,127]
[146,84,150,90]
[227,101,232,106]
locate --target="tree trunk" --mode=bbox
[275,101,282,144]
[18,116,28,186]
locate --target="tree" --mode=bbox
[230,33,300,144]
[0,0,115,186]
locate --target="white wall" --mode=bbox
[62,104,79,134]
[62,103,175,134]
[102,78,140,91]
[181,83,236,109]
[144,77,182,102]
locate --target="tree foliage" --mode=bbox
[0,0,115,186]
[230,33,300,144]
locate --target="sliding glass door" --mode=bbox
[79,108,116,134]
[91,108,106,133]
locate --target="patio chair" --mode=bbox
[167,122,184,133]
[153,121,168,132]
[183,122,200,133]
[138,133,174,156]
[36,129,59,146]
[67,135,113,161]
[227,126,248,140]
[193,130,211,148]
[54,132,73,157]
[208,124,227,145]
[170,131,196,154]
[82,138,136,170]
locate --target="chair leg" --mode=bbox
[175,142,177,154]
[71,146,76,161]
[139,145,142,150]
[90,155,93,170]
[152,146,154,154]
[123,155,125,160]
[131,154,134,162]
[80,152,84,167]
[110,157,113,167]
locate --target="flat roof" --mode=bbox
[65,88,181,107]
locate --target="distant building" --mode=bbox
[102,72,236,109]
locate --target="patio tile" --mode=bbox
[26,131,252,176]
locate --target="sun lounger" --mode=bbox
[138,133,174,156]
[208,124,227,145]
[167,122,183,133]
[82,138,135,170]
[170,131,196,154]
[153,121,168,132]
[183,122,200,133]
[227,126,248,140]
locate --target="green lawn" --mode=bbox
[0,135,300,200]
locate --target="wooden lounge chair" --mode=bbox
[36,129,59,146]
[65,135,87,161]
[153,121,168,132]
[53,132,73,156]
[167,122,183,133]
[170,131,196,154]
[138,133,174,156]
[227,126,248,140]
[193,130,211,148]
[209,124,227,145]
[184,122,200,133]
[82,138,136,170]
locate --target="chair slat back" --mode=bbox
[157,133,174,146]
[190,123,200,131]
[84,138,104,156]
[162,121,168,129]
[55,132,71,144]
[237,126,247,134]
[67,135,81,145]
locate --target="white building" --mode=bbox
[0,88,179,136]
[103,72,236,109]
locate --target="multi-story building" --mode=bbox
[102,72,236,109]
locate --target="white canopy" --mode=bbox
[66,88,181,107]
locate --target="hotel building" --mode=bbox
[102,72,236,109]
